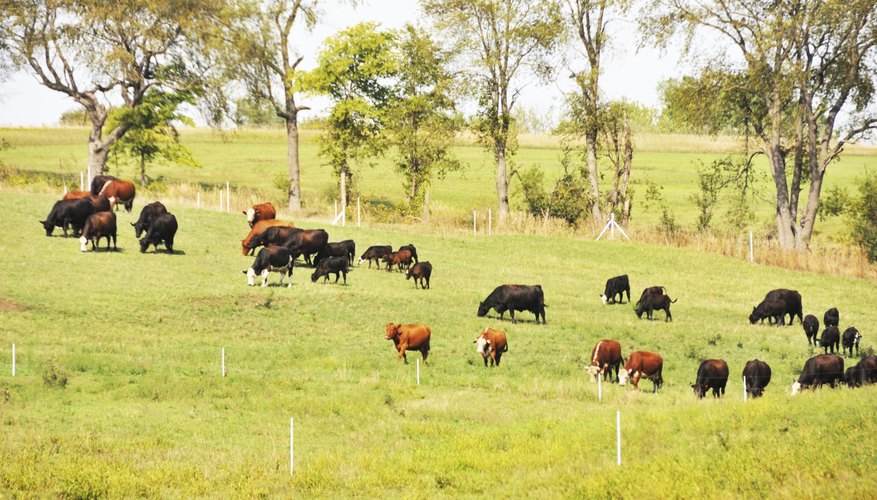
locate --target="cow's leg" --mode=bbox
[261,269,269,287]
[509,310,516,324]
[420,348,428,365]
[495,351,502,367]
[666,307,672,322]
[342,270,347,285]
[482,354,488,367]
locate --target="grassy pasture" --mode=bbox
[1,189,876,497]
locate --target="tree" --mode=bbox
[387,25,461,217]
[306,23,396,212]
[422,0,563,223]
[0,0,221,178]
[233,97,284,127]
[645,0,877,250]
[849,172,877,263]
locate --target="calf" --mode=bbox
[841,327,861,357]
[586,339,623,383]
[243,245,293,287]
[405,262,432,289]
[311,256,348,284]
[385,322,431,364]
[742,359,771,398]
[600,274,630,304]
[40,198,95,237]
[358,245,392,268]
[314,241,353,266]
[473,327,508,367]
[139,213,178,253]
[618,351,663,393]
[823,307,839,328]
[383,249,412,272]
[635,294,676,321]
[820,326,840,354]
[636,286,665,306]
[79,211,117,252]
[243,202,276,227]
[751,289,803,326]
[792,354,844,395]
[802,315,819,345]
[749,300,788,326]
[691,359,729,399]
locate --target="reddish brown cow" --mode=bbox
[473,327,508,367]
[244,202,276,227]
[586,339,623,382]
[385,322,431,364]
[79,211,117,252]
[618,351,664,393]
[241,219,296,255]
[384,249,412,272]
[98,180,136,212]
[64,191,112,212]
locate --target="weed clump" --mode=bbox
[43,356,69,388]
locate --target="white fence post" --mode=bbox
[743,376,747,402]
[416,358,420,386]
[598,373,602,402]
[221,347,226,378]
[290,417,295,475]
[616,411,621,466]
[11,344,15,377]
[357,197,361,227]
[226,181,230,213]
[80,171,84,192]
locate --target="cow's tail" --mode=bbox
[670,298,678,303]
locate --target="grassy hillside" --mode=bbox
[1,189,875,497]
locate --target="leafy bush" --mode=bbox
[43,356,69,388]
[849,172,877,262]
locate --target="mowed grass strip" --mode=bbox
[0,189,875,497]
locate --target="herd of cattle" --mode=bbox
[38,184,875,398]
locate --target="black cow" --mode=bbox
[247,227,329,266]
[399,244,418,263]
[338,240,356,265]
[845,356,877,388]
[820,326,840,354]
[406,262,432,289]
[89,175,118,196]
[600,274,630,304]
[750,289,802,326]
[311,256,348,284]
[358,245,392,268]
[823,307,839,328]
[314,240,355,266]
[131,201,168,238]
[802,315,820,345]
[636,286,666,306]
[691,359,729,399]
[246,226,300,253]
[40,198,96,237]
[139,213,178,253]
[742,359,771,398]
[635,294,676,321]
[750,300,787,326]
[841,327,861,358]
[792,354,844,395]
[243,245,293,287]
[477,284,546,324]
[79,211,117,252]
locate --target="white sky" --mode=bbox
[0,1,684,127]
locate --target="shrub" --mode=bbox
[43,356,69,388]
[849,172,877,262]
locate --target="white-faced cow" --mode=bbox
[619,351,663,393]
[243,245,294,287]
[473,327,508,367]
[600,275,630,304]
[243,202,276,228]
[477,285,546,324]
[586,339,623,383]
[79,211,117,252]
[842,327,861,357]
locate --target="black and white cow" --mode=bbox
[243,245,294,287]
[600,274,630,304]
[842,327,861,358]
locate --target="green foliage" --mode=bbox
[58,108,90,126]
[644,181,678,236]
[820,185,851,221]
[517,166,549,216]
[849,172,877,262]
[516,159,589,226]
[43,356,68,388]
[690,156,760,233]
[658,69,763,136]
[233,97,283,128]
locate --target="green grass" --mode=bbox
[1,189,876,497]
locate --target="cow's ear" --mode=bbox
[242,210,247,214]
[242,270,247,274]
[39,220,45,224]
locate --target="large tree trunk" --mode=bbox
[495,140,510,223]
[87,121,109,179]
[586,134,603,224]
[286,113,302,211]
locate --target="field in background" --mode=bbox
[0,190,876,496]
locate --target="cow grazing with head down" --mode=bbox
[131,202,168,238]
[139,213,178,253]
[842,327,861,357]
[635,294,676,321]
[406,262,432,289]
[243,202,276,228]
[40,198,95,237]
[240,219,295,255]
[845,356,877,388]
[823,307,839,328]
[246,226,328,266]
[802,315,819,345]
[477,285,546,324]
[90,175,118,196]
[385,322,431,364]
[358,245,392,268]
[474,327,508,367]
[742,359,771,398]
[98,179,136,212]
[750,289,803,326]
[79,211,117,252]
[243,245,293,287]
[383,249,412,272]
[636,286,666,306]
[63,191,112,212]
[691,359,729,399]
[600,275,630,304]
[618,351,663,393]
[750,300,787,326]
[311,256,348,284]
[820,326,840,354]
[586,339,623,382]
[792,354,844,395]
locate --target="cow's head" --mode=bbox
[139,237,150,253]
[749,307,759,324]
[385,323,400,341]
[600,294,608,305]
[690,383,706,399]
[39,219,54,236]
[791,381,802,396]
[618,368,630,386]
[405,268,413,280]
[748,386,765,398]
[244,268,257,286]
[79,236,89,252]
[245,208,256,224]
[473,333,489,356]
[586,365,601,382]
[477,302,489,317]
[634,305,645,319]
[310,269,320,283]
[246,235,263,251]
[132,221,146,238]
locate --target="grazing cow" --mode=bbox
[636,286,666,306]
[385,322,431,364]
[844,367,859,388]
[841,327,861,357]
[383,249,413,272]
[585,339,623,382]
[845,356,877,387]
[406,262,432,289]
[635,294,676,321]
[63,191,112,212]
[98,179,136,212]
[243,245,293,287]
[240,219,295,256]
[823,307,839,328]
[791,354,844,395]
[40,198,95,237]
[89,175,118,195]
[691,359,729,399]
[618,351,663,393]
[749,300,789,326]
[477,284,546,324]
[311,256,348,284]
[246,227,328,266]
[314,240,355,266]
[132,201,168,238]
[750,289,803,326]
[399,244,418,263]
[358,245,392,268]
[79,211,117,252]
[742,359,772,398]
[139,213,178,253]
[802,315,820,346]
[337,240,356,265]
[600,274,630,304]
[243,202,276,228]
[473,327,508,367]
[820,326,840,354]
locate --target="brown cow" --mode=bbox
[241,219,296,255]
[691,359,729,399]
[63,191,111,212]
[79,211,117,252]
[383,249,412,272]
[618,351,664,393]
[586,339,623,382]
[385,322,431,364]
[244,202,276,227]
[98,179,136,212]
[473,327,508,367]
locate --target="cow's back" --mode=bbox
[400,323,431,347]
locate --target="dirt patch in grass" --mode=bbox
[0,298,26,313]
